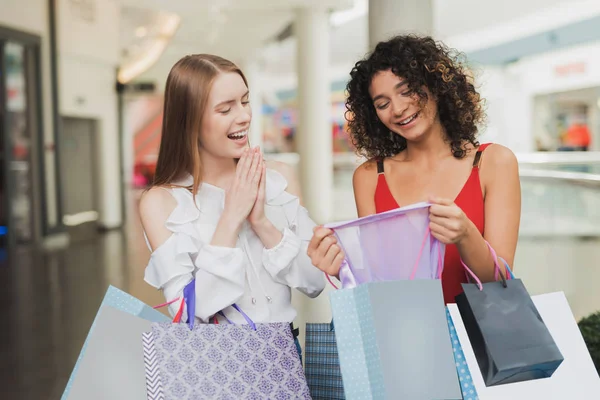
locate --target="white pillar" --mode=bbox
[295,7,332,225]
[97,93,124,229]
[368,0,433,50]
[243,58,264,149]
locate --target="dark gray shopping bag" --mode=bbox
[456,273,564,386]
[449,292,600,399]
[329,279,462,400]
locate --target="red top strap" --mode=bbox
[478,143,493,151]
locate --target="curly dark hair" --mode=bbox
[345,34,485,159]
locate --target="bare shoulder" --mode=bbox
[481,143,519,172]
[139,187,177,219]
[266,160,302,199]
[139,187,178,250]
[353,159,379,217]
[480,144,520,196]
[353,159,379,189]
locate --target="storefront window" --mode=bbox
[3,41,33,243]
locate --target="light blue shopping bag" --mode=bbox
[446,307,479,400]
[61,286,169,400]
[330,279,462,400]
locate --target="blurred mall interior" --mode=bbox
[2,0,600,398]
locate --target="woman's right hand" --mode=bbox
[307,226,345,277]
[222,147,262,228]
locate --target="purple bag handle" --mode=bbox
[152,279,196,330]
[171,279,257,330]
[217,304,257,330]
[183,279,196,330]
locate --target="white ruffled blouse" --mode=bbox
[144,169,325,324]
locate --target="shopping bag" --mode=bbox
[329,279,462,400]
[304,312,477,400]
[449,291,600,399]
[142,302,311,399]
[67,306,163,400]
[455,256,564,386]
[324,202,445,288]
[446,308,479,400]
[62,286,170,400]
[304,321,345,400]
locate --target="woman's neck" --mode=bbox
[402,122,452,164]
[198,149,237,190]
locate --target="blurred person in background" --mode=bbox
[308,35,521,304]
[560,112,591,151]
[139,54,324,358]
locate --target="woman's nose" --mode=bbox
[392,99,408,118]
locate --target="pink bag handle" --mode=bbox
[460,240,508,291]
[326,273,339,290]
[409,227,443,280]
[153,297,186,324]
[153,297,181,309]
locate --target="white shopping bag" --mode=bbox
[447,292,600,399]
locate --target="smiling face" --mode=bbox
[199,71,252,160]
[369,69,439,143]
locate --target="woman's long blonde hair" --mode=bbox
[152,54,248,194]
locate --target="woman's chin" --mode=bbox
[392,123,434,143]
[231,147,247,159]
[392,129,424,143]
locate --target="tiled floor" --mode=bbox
[0,192,167,400]
[1,191,599,399]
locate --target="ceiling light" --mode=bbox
[118,13,181,84]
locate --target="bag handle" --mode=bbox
[409,227,444,280]
[213,304,257,330]
[154,279,257,331]
[326,273,339,290]
[153,297,181,309]
[460,241,512,291]
[153,279,197,330]
[499,256,515,280]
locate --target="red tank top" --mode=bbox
[374,143,491,304]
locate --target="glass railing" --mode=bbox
[518,152,600,237]
[267,151,600,236]
[520,169,600,237]
[513,153,600,319]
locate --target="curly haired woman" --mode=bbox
[308,35,521,303]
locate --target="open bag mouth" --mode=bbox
[326,202,445,287]
[324,201,431,230]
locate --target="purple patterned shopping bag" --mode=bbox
[142,316,311,399]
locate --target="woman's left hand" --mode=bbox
[248,158,267,227]
[428,197,472,244]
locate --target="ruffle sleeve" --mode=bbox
[144,188,246,321]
